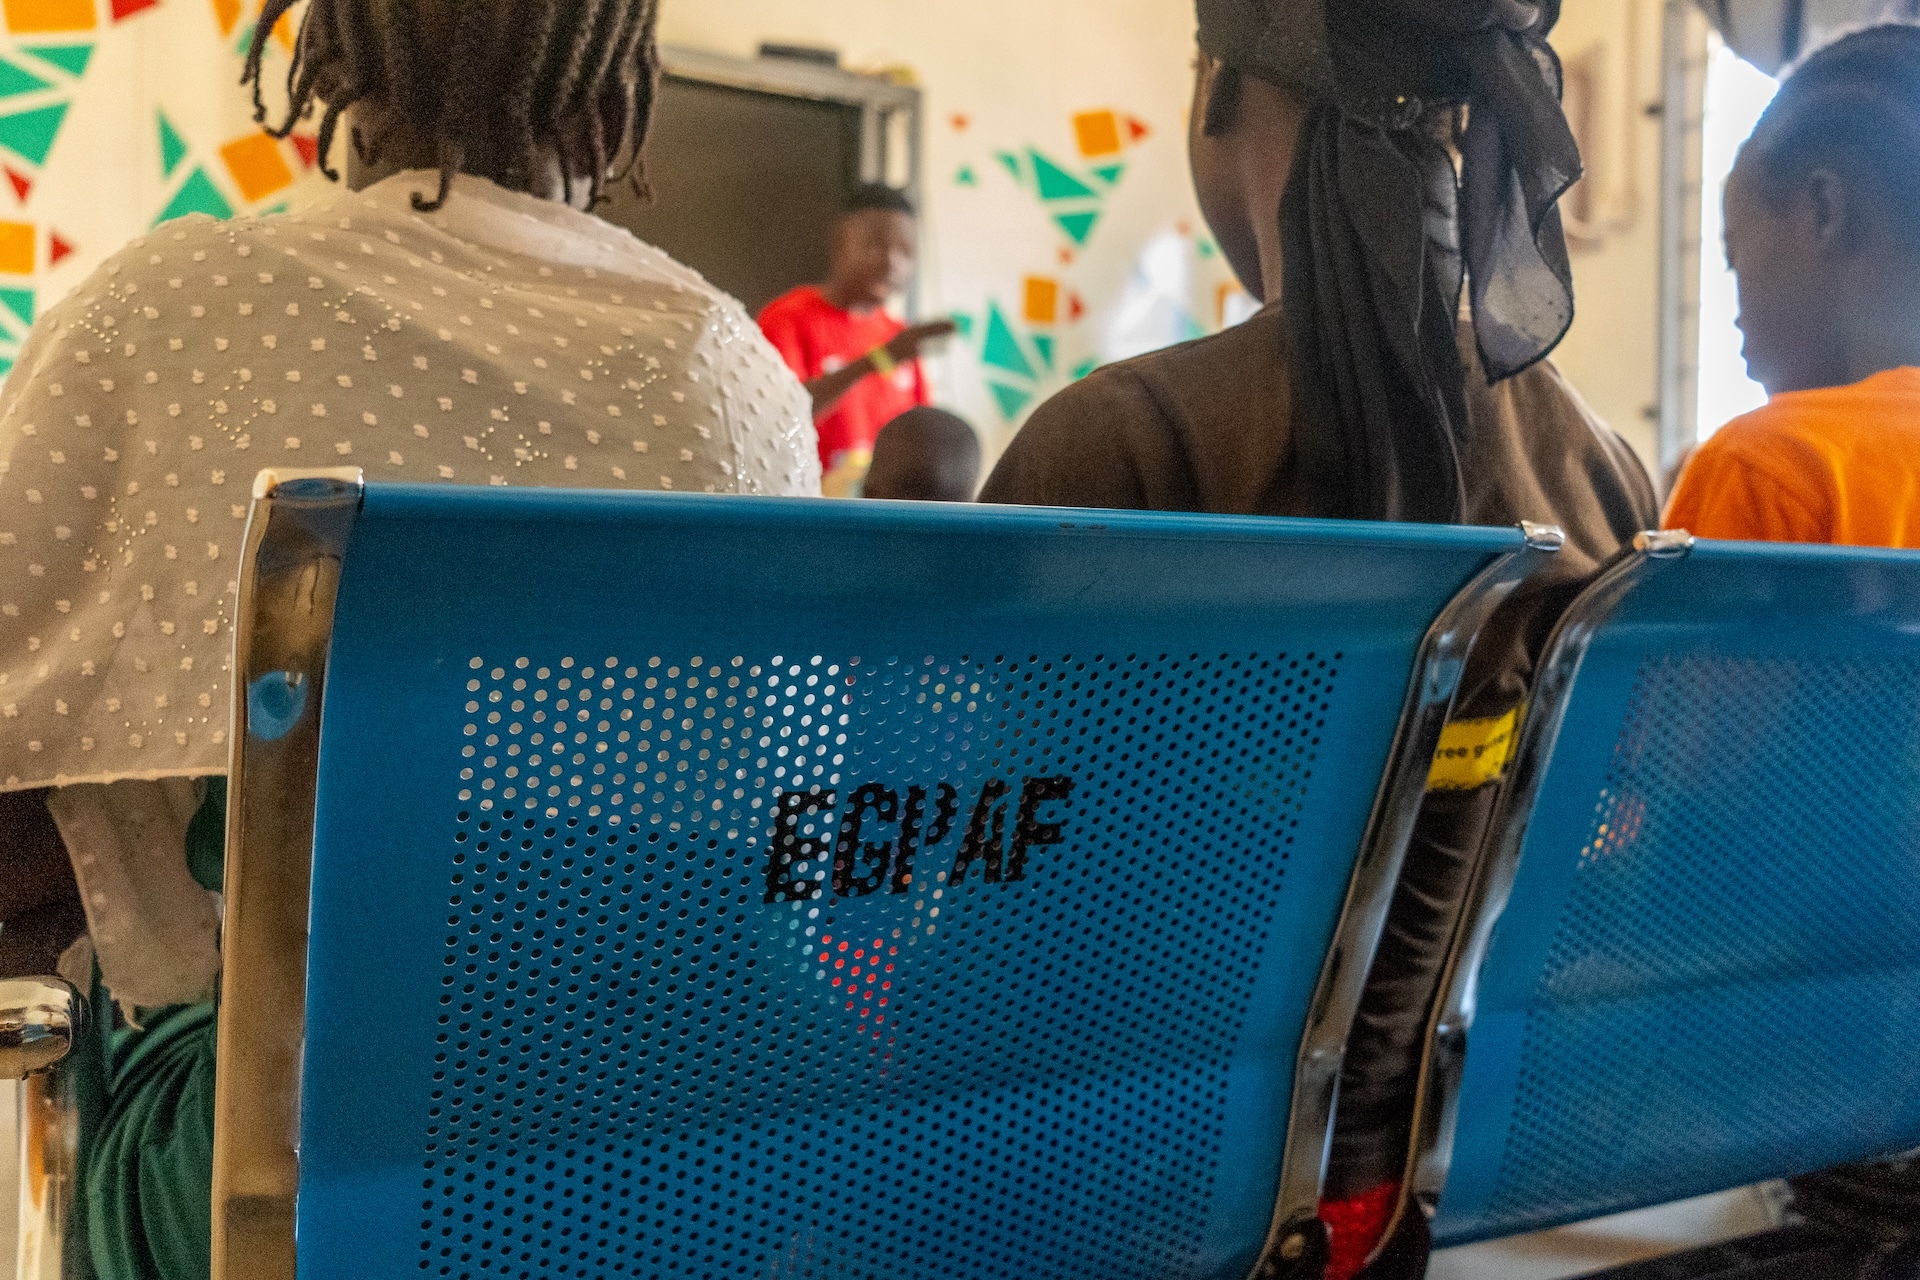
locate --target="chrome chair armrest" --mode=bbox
[0,978,83,1080]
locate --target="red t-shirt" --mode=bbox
[758,285,929,469]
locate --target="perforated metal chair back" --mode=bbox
[213,475,1538,1280]
[1423,537,1920,1247]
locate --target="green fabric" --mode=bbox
[183,777,225,895]
[84,1004,216,1280]
[79,778,227,1280]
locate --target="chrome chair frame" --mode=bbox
[4,976,85,1280]
[209,466,1567,1280]
[1392,531,1694,1244]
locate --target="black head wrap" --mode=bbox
[1196,0,1581,522]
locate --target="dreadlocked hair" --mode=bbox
[242,0,662,212]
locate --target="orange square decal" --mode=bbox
[1023,276,1060,326]
[3,0,96,33]
[220,132,294,204]
[0,220,35,275]
[1073,110,1123,160]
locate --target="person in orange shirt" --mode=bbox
[1667,25,1920,548]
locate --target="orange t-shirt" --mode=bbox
[1665,367,1920,547]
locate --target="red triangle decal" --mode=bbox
[5,167,30,203]
[49,231,75,265]
[1068,294,1086,322]
[1126,116,1151,143]
[110,0,160,20]
[291,133,320,170]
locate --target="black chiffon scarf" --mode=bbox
[1197,0,1583,522]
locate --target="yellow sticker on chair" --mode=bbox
[1427,705,1522,792]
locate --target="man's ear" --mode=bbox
[1201,55,1243,139]
[1804,167,1864,254]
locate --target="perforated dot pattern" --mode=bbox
[1482,654,1920,1233]
[424,648,1343,1279]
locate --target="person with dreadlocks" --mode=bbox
[982,2,1655,1275]
[1669,24,1920,549]
[0,4,820,1277]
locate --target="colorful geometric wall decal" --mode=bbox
[1022,276,1058,326]
[1032,333,1055,372]
[1030,148,1096,202]
[156,167,234,224]
[21,41,92,75]
[47,228,71,263]
[1072,109,1150,160]
[954,164,977,187]
[1092,163,1126,186]
[2,0,96,35]
[950,312,974,340]
[949,112,970,131]
[110,0,160,20]
[290,132,319,169]
[0,284,33,325]
[989,383,1033,420]
[995,150,1021,183]
[210,0,240,33]
[5,166,28,201]
[1071,357,1100,381]
[981,302,1036,381]
[219,131,292,202]
[0,101,68,166]
[1053,210,1099,245]
[158,110,187,177]
[0,57,53,99]
[0,218,32,273]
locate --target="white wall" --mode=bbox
[658,0,1241,457]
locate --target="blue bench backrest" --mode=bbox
[281,486,1518,1280]
[1431,538,1920,1246]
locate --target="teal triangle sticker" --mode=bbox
[157,111,188,179]
[1092,163,1126,186]
[234,22,255,57]
[989,382,1034,420]
[1032,333,1055,372]
[981,303,1037,381]
[0,287,33,327]
[995,150,1023,184]
[1053,209,1100,245]
[21,44,94,77]
[950,313,974,339]
[1071,357,1100,381]
[0,58,53,100]
[156,167,234,225]
[262,201,289,216]
[0,356,14,378]
[0,102,68,166]
[1029,148,1098,202]
[1197,238,1220,260]
[955,165,977,187]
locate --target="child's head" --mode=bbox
[1726,24,1920,394]
[863,408,981,503]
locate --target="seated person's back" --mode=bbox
[1668,24,1920,548]
[982,2,1656,1272]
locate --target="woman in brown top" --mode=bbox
[983,1,1656,1273]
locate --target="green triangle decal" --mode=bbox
[0,287,33,327]
[0,356,14,378]
[1071,357,1100,381]
[950,313,974,339]
[1053,210,1100,245]
[234,22,256,57]
[157,111,188,179]
[1197,238,1220,260]
[21,44,94,77]
[0,58,53,100]
[1032,333,1056,372]
[954,165,977,187]
[995,151,1023,184]
[1029,148,1098,202]
[0,102,68,166]
[156,167,234,225]
[989,382,1035,420]
[980,303,1037,381]
[1092,163,1126,186]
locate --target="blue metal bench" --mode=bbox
[209,470,1556,1280]
[1408,532,1920,1253]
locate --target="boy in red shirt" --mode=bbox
[759,185,956,480]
